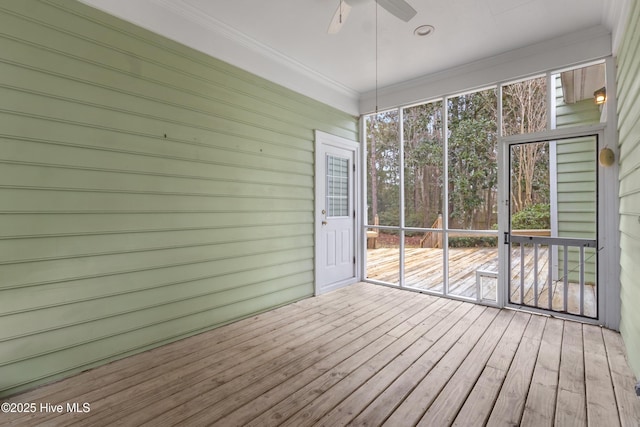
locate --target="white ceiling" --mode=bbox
[80,0,628,115]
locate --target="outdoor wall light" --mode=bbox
[594,87,607,104]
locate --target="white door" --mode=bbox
[315,131,358,295]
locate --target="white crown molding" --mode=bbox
[360,26,613,114]
[151,0,360,99]
[78,0,360,115]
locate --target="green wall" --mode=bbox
[554,79,600,284]
[0,0,358,397]
[617,0,640,379]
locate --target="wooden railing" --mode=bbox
[372,212,551,250]
[418,216,551,249]
[420,215,443,248]
[366,214,379,249]
[511,229,551,236]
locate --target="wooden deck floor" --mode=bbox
[366,247,499,297]
[2,283,638,426]
[367,247,597,317]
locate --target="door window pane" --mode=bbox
[326,155,349,217]
[510,141,551,225]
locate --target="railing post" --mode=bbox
[580,246,585,316]
[520,244,525,305]
[563,245,569,312]
[548,245,553,310]
[533,243,539,308]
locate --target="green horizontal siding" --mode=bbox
[0,0,358,396]
[554,77,599,284]
[555,92,602,128]
[617,0,640,379]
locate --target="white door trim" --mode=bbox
[314,130,361,295]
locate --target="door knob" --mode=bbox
[322,221,328,225]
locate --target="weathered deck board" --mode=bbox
[213,297,453,427]
[451,311,531,426]
[280,305,484,427]
[520,317,563,427]
[320,304,490,427]
[175,293,439,426]
[555,320,588,426]
[1,282,638,427]
[130,291,418,426]
[486,314,547,426]
[367,247,597,317]
[583,325,621,427]
[416,309,515,426]
[69,288,411,426]
[335,302,475,427]
[602,328,640,427]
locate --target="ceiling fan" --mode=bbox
[328,0,417,34]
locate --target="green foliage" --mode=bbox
[449,237,497,248]
[367,83,550,234]
[403,102,444,229]
[511,203,550,229]
[447,90,498,229]
[367,110,401,226]
[379,207,399,228]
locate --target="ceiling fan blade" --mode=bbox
[375,0,417,22]
[328,1,353,34]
